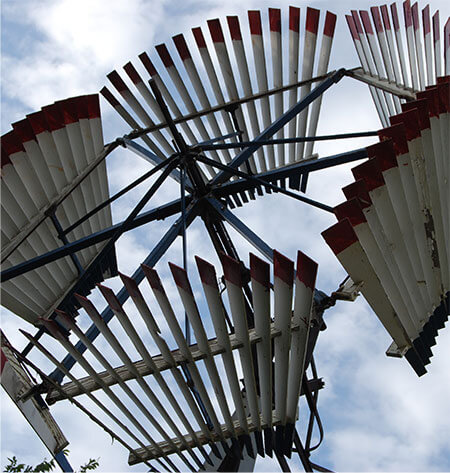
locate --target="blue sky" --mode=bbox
[1,0,450,471]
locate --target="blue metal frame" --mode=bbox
[54,451,74,473]
[51,199,200,381]
[211,69,347,186]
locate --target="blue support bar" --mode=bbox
[122,138,193,190]
[213,148,368,198]
[54,451,74,473]
[206,197,329,306]
[211,69,346,186]
[50,200,200,382]
[206,198,274,261]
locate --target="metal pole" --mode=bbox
[50,199,200,382]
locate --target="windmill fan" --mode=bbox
[1,1,449,472]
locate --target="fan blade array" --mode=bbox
[101,7,337,192]
[346,1,449,126]
[1,95,116,324]
[40,250,317,467]
[322,77,449,376]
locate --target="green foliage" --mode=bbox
[3,452,99,473]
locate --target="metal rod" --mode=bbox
[62,152,180,236]
[293,430,313,473]
[211,68,347,185]
[122,138,190,189]
[1,147,367,282]
[1,141,120,263]
[195,130,379,150]
[2,156,178,283]
[181,164,190,345]
[149,78,188,153]
[214,148,368,197]
[196,131,242,146]
[126,72,337,141]
[48,212,84,275]
[19,330,160,472]
[50,199,200,382]
[198,155,334,213]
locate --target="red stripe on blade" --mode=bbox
[334,198,367,226]
[100,87,120,108]
[346,15,359,41]
[1,144,12,167]
[391,3,401,30]
[124,62,143,85]
[403,0,413,28]
[289,6,300,33]
[411,3,420,30]
[208,19,225,43]
[342,179,372,207]
[422,5,431,35]
[250,253,270,288]
[42,103,65,130]
[1,130,25,156]
[27,111,50,135]
[12,119,35,143]
[97,284,122,313]
[86,94,101,119]
[371,7,384,33]
[55,99,78,126]
[192,27,207,48]
[360,10,374,35]
[296,250,317,290]
[195,256,218,288]
[155,44,174,68]
[118,272,141,298]
[351,11,364,34]
[367,139,398,171]
[432,12,440,42]
[227,16,242,41]
[142,264,164,292]
[402,99,431,130]
[169,262,193,294]
[220,253,242,287]
[324,11,337,37]
[107,70,128,92]
[269,8,281,33]
[390,109,421,140]
[139,52,157,76]
[352,158,385,191]
[380,5,391,30]
[322,219,359,256]
[248,11,262,36]
[173,34,192,61]
[378,123,409,154]
[273,250,294,286]
[306,7,320,34]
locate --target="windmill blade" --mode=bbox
[37,248,321,466]
[321,219,423,373]
[323,76,450,376]
[195,256,254,457]
[249,253,273,456]
[168,263,239,447]
[272,251,294,451]
[345,1,450,124]
[39,317,174,472]
[284,251,318,453]
[220,253,264,456]
[1,96,116,324]
[100,7,338,195]
[142,264,230,451]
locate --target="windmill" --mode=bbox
[1,1,449,471]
